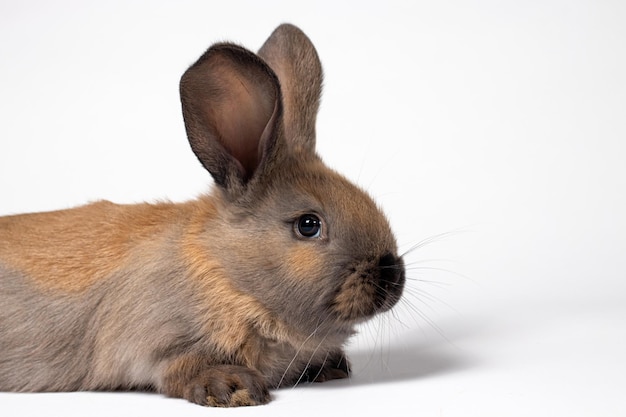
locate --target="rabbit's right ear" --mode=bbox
[180,44,283,195]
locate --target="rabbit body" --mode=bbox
[0,24,405,407]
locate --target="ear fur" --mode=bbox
[258,24,323,154]
[180,43,283,195]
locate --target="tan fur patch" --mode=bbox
[206,389,255,407]
[285,244,326,282]
[0,200,207,293]
[228,389,254,406]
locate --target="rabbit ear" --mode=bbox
[180,43,283,194]
[258,24,322,154]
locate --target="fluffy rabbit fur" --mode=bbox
[0,24,405,407]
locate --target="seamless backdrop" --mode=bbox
[1,1,625,416]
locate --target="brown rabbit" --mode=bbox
[0,24,405,407]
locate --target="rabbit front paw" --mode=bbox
[164,364,270,407]
[305,351,351,383]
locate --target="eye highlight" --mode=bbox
[295,214,322,238]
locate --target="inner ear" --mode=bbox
[209,59,277,178]
[180,44,282,188]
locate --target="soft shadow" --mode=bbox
[345,344,473,386]
[311,318,486,389]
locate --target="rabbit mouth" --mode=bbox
[331,253,405,322]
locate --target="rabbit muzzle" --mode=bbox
[331,252,405,322]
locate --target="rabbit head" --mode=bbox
[180,24,405,340]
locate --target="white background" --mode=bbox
[1,1,625,416]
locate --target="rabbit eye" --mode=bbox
[295,214,322,238]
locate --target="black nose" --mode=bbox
[376,253,405,309]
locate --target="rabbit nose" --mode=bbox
[376,252,405,305]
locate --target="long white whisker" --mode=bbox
[400,227,472,258]
[396,293,452,344]
[291,331,331,388]
[308,351,331,383]
[276,320,325,389]
[408,265,477,285]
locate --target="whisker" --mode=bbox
[308,351,331,383]
[291,332,331,388]
[406,258,460,265]
[400,227,471,258]
[407,265,477,285]
[396,297,452,344]
[404,277,452,288]
[276,319,325,389]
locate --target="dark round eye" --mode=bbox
[296,214,322,238]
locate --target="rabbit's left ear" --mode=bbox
[258,24,323,154]
[180,43,283,195]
